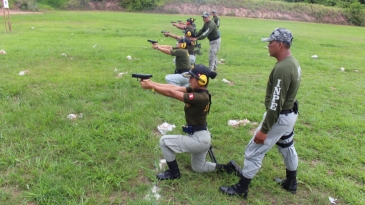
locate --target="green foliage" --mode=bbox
[120,0,158,11]
[13,0,39,11]
[37,0,69,9]
[345,1,365,25]
[11,0,68,10]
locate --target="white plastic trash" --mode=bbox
[19,70,29,76]
[157,122,176,134]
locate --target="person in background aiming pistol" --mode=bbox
[162,28,196,66]
[172,18,196,34]
[139,65,240,180]
[152,38,192,87]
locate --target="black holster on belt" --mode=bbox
[182,125,194,135]
[293,100,299,114]
[182,124,207,135]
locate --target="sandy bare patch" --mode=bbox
[0,10,43,16]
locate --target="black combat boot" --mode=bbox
[156,160,181,180]
[216,160,242,176]
[219,176,252,199]
[275,169,297,194]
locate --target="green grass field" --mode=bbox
[1,11,364,204]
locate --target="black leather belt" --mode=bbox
[193,124,207,132]
[209,36,220,41]
[280,109,294,114]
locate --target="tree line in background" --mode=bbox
[279,0,365,25]
[6,0,365,26]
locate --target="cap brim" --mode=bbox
[182,72,191,78]
[261,38,271,42]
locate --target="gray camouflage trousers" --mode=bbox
[159,130,216,172]
[242,112,298,179]
[209,38,221,71]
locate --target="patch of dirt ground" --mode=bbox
[0,10,43,15]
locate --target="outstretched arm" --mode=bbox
[140,79,186,102]
[163,32,183,40]
[152,43,172,55]
[172,23,186,30]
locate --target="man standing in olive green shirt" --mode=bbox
[211,10,220,36]
[190,12,220,71]
[220,28,301,199]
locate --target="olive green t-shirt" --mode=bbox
[261,55,301,133]
[212,16,220,29]
[170,48,191,71]
[183,88,210,125]
[195,20,219,41]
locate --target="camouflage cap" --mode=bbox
[201,12,210,18]
[261,28,293,46]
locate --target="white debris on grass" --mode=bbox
[67,113,83,120]
[61,53,67,57]
[354,70,359,72]
[157,122,176,134]
[340,67,345,72]
[218,58,225,64]
[31,27,35,29]
[329,197,337,204]
[159,159,167,170]
[222,78,231,83]
[93,44,97,48]
[228,119,257,126]
[0,50,6,55]
[126,55,140,60]
[311,55,318,59]
[144,185,161,201]
[19,70,30,76]
[117,72,128,78]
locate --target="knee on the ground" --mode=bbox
[191,164,205,173]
